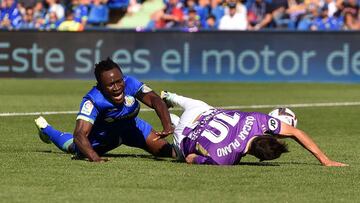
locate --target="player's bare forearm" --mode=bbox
[73,120,105,162]
[138,91,173,135]
[279,123,348,166]
[291,129,331,164]
[74,134,101,162]
[152,96,173,133]
[290,129,347,166]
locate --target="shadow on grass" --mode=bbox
[270,161,320,166]
[35,150,65,154]
[35,150,318,166]
[238,162,280,166]
[35,150,171,162]
[102,153,169,162]
[239,161,319,166]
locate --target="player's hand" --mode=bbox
[323,160,348,167]
[185,153,198,164]
[153,128,174,141]
[71,155,109,163]
[90,157,110,163]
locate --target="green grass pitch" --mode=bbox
[0,79,359,202]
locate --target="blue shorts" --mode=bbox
[74,117,152,156]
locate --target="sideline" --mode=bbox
[1,101,360,117]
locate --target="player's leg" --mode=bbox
[168,113,185,161]
[161,91,212,112]
[34,116,74,153]
[120,117,175,158]
[146,131,174,157]
[72,134,123,158]
[161,91,213,141]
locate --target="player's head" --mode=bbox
[248,135,289,161]
[94,58,125,105]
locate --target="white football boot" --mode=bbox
[160,91,177,108]
[34,116,52,144]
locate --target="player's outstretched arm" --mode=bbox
[73,119,107,162]
[278,123,348,167]
[136,91,174,138]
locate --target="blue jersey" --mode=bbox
[75,75,152,154]
[77,75,142,125]
[74,4,88,23]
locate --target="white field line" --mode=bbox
[1,101,360,117]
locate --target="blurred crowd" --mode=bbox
[148,0,360,31]
[1,0,360,31]
[0,0,134,31]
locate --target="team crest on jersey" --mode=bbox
[124,96,135,107]
[141,84,152,93]
[81,100,93,116]
[268,118,279,131]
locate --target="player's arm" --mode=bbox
[277,123,348,167]
[73,119,107,162]
[136,90,174,137]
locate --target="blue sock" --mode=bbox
[42,125,74,152]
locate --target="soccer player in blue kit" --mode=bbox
[35,58,174,162]
[160,91,348,167]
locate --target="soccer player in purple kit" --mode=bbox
[160,91,348,167]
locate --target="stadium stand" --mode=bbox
[1,0,360,31]
[87,0,109,25]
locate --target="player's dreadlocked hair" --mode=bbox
[248,135,289,161]
[94,57,122,83]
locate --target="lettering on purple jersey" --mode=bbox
[188,109,219,141]
[238,116,255,140]
[201,112,240,143]
[181,110,278,165]
[216,138,241,157]
[215,115,255,157]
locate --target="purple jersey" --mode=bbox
[180,109,281,165]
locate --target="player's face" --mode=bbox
[99,68,125,105]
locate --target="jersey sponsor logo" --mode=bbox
[81,100,93,116]
[268,118,279,131]
[124,96,135,107]
[104,117,114,123]
[141,84,153,93]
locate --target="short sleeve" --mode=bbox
[124,76,144,96]
[264,115,282,135]
[76,99,99,124]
